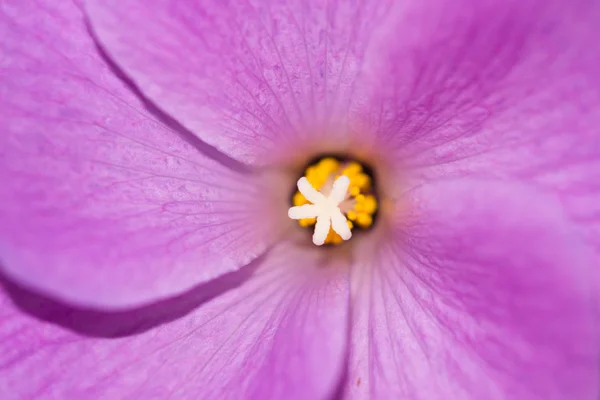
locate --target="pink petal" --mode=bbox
[85,0,394,165]
[0,244,349,399]
[359,0,600,250]
[346,180,599,399]
[0,1,279,307]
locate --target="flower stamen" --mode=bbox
[288,157,378,246]
[288,176,352,245]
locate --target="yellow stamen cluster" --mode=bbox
[292,157,378,244]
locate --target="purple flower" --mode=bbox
[0,0,598,399]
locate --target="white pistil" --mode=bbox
[288,176,352,246]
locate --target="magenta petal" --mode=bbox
[346,180,599,399]
[0,245,349,399]
[0,2,277,307]
[361,0,600,250]
[85,0,394,165]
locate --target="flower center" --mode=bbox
[288,156,378,246]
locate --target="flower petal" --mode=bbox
[0,244,349,399]
[0,1,279,307]
[360,0,600,250]
[346,180,599,399]
[85,0,394,165]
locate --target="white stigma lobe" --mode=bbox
[288,176,352,246]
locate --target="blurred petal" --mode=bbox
[85,0,394,165]
[346,180,599,399]
[0,1,278,307]
[0,245,349,399]
[359,0,600,251]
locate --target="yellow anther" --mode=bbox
[347,210,357,221]
[350,186,360,196]
[324,227,343,245]
[306,166,318,177]
[363,195,378,214]
[293,192,308,206]
[343,162,363,175]
[352,174,370,190]
[356,213,373,228]
[353,194,366,212]
[318,157,340,172]
[312,179,326,189]
[304,158,341,192]
[330,235,343,244]
[299,217,316,227]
